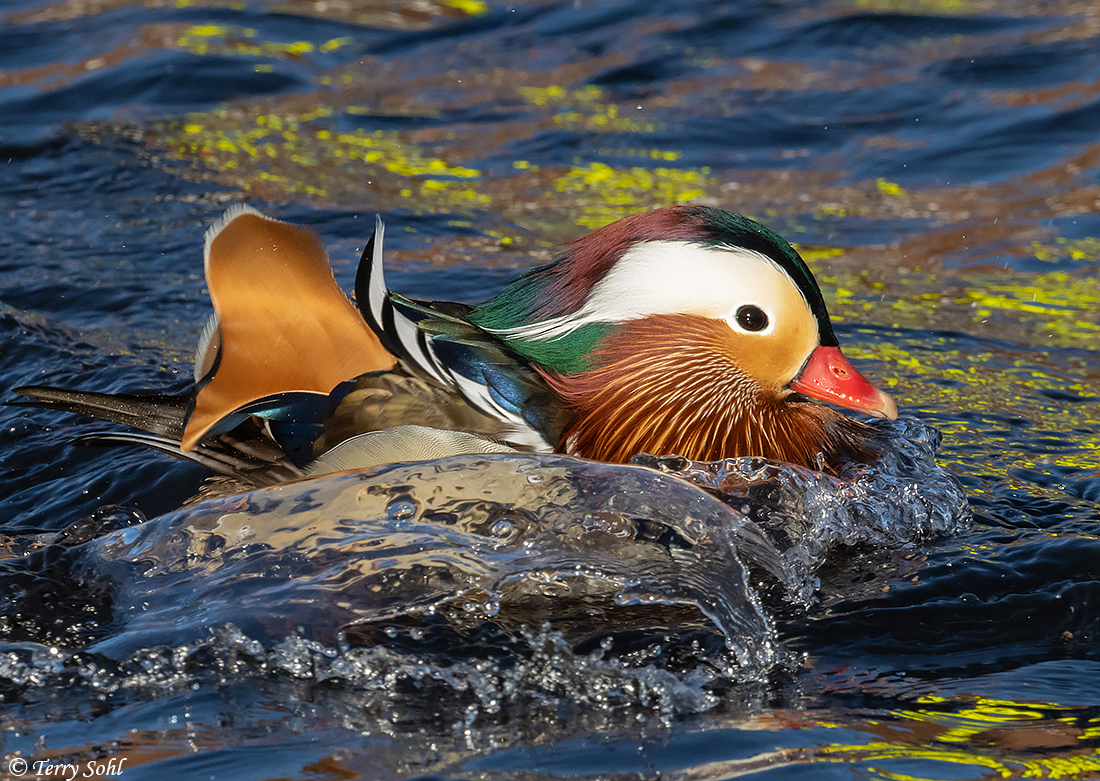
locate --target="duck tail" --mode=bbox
[71,431,303,488]
[10,385,190,440]
[10,386,303,491]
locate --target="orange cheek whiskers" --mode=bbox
[537,314,883,471]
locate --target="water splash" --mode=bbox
[69,455,783,669]
[0,622,730,736]
[0,417,968,695]
[641,418,971,605]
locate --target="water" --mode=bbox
[1,0,1098,778]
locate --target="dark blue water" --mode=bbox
[2,0,1099,779]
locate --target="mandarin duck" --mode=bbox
[13,205,896,495]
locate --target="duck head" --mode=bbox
[469,206,896,470]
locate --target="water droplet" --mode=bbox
[386,499,416,521]
[490,519,514,537]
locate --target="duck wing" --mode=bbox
[183,206,395,451]
[354,217,567,451]
[9,205,398,483]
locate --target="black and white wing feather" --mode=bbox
[355,217,559,451]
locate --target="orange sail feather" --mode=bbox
[182,207,395,450]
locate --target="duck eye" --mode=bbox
[735,305,768,332]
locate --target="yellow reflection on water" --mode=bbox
[816,695,1100,781]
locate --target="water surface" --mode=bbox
[1,0,1099,779]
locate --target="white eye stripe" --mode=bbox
[491,240,809,342]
